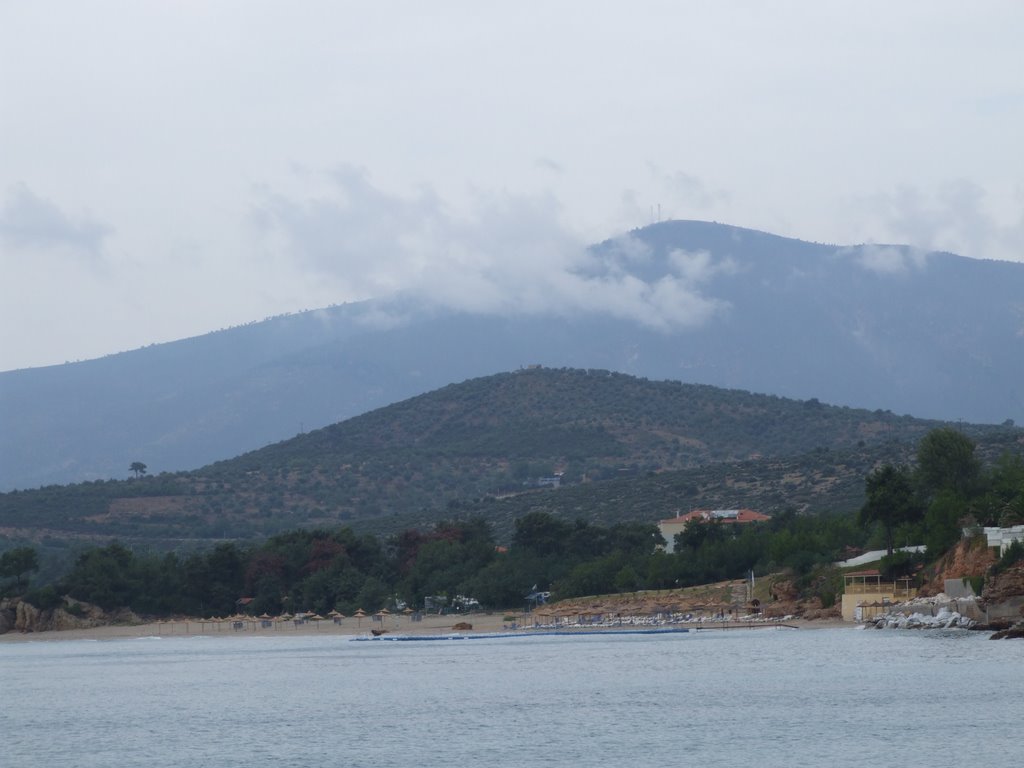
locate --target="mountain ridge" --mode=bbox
[3,220,1022,490]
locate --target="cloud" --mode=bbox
[840,244,928,276]
[0,184,110,261]
[853,180,1024,262]
[668,248,738,283]
[647,166,732,216]
[535,156,564,174]
[252,167,732,332]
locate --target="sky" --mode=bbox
[2,2,1023,372]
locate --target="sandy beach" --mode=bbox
[0,611,508,642]
[0,611,848,643]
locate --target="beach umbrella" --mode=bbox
[354,608,366,627]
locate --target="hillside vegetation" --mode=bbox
[2,368,1021,549]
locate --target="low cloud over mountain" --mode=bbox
[2,220,1022,490]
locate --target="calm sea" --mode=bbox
[1,627,1020,767]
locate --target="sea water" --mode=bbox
[1,628,1020,767]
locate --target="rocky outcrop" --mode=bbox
[981,561,1024,605]
[0,597,143,634]
[765,577,840,619]
[0,599,15,634]
[990,620,1024,639]
[918,536,994,597]
[800,602,841,620]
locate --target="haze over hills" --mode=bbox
[3,368,1022,548]
[2,220,1023,490]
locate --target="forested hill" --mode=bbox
[246,366,925,472]
[3,368,1021,546]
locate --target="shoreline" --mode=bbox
[0,613,850,643]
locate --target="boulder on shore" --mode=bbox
[868,607,977,630]
[990,620,1024,640]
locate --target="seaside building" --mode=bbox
[840,569,918,622]
[657,508,771,554]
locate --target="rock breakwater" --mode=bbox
[866,606,977,630]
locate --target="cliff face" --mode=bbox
[918,537,996,597]
[982,563,1024,606]
[983,563,1024,632]
[0,598,141,635]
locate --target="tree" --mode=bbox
[63,542,137,609]
[984,452,1024,526]
[859,464,923,555]
[0,547,39,591]
[916,428,981,500]
[130,461,148,478]
[924,490,966,555]
[512,512,572,556]
[913,429,986,556]
[676,519,726,552]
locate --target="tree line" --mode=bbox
[7,509,863,618]
[859,427,1024,565]
[5,428,1022,619]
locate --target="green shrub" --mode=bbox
[968,576,985,596]
[24,585,63,610]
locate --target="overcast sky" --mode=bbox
[2,2,1023,372]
